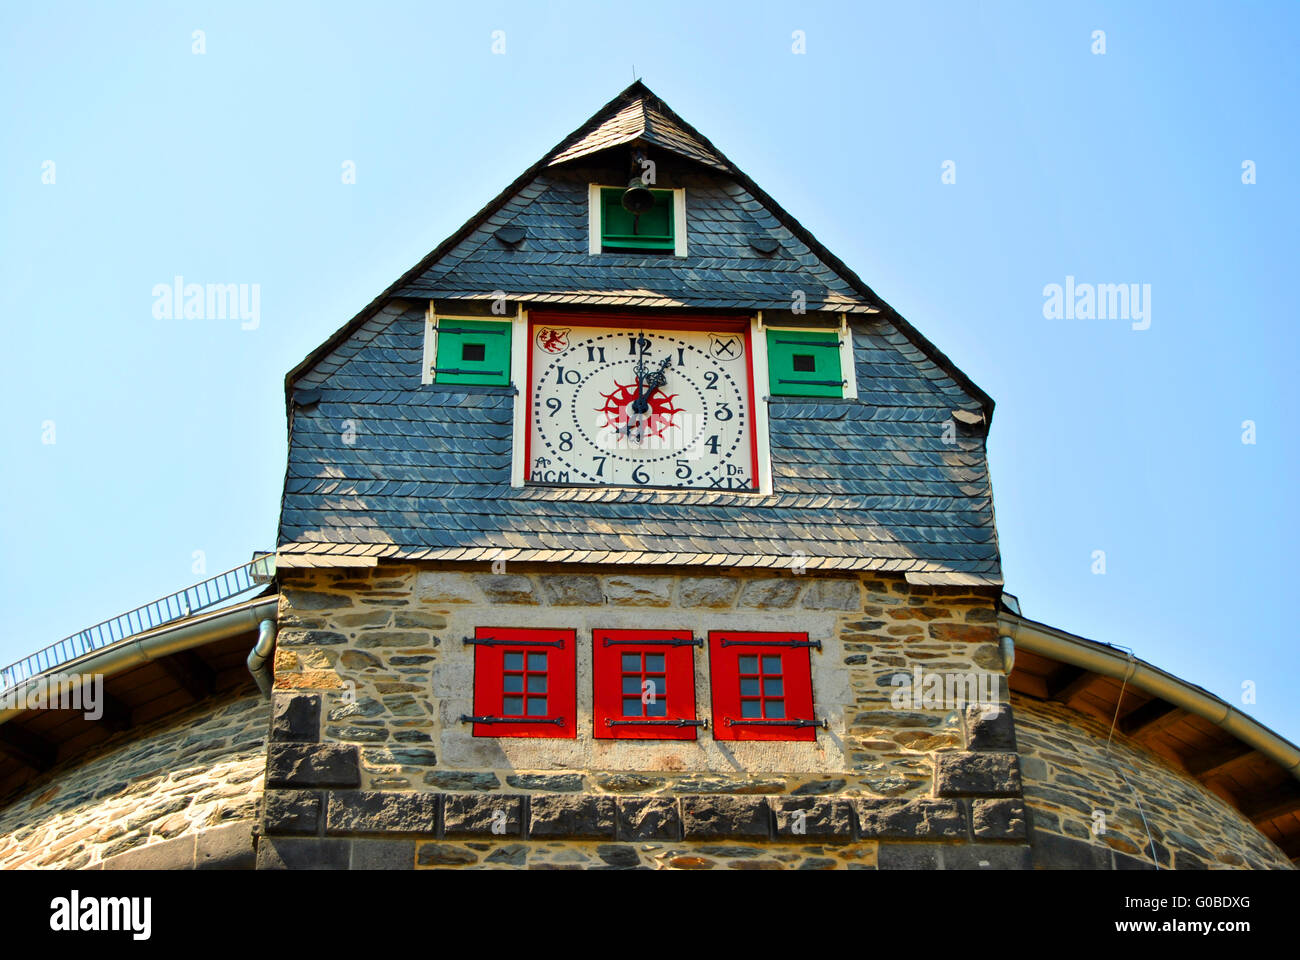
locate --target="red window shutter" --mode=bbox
[471,626,576,738]
[708,631,818,742]
[593,630,699,740]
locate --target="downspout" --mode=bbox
[246,618,278,698]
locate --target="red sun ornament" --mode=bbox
[596,381,683,440]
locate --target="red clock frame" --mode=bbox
[524,310,760,491]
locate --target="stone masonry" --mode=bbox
[260,563,1029,869]
[0,688,267,869]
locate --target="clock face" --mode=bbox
[527,320,757,490]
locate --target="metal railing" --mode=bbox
[1,554,275,694]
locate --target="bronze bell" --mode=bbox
[621,177,656,215]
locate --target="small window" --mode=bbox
[469,627,576,738]
[594,630,700,740]
[432,318,511,386]
[600,187,675,251]
[708,631,819,741]
[765,329,844,398]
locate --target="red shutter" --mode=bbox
[593,630,699,740]
[471,626,576,738]
[708,631,818,742]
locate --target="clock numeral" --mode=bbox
[555,366,581,385]
[558,432,574,452]
[587,345,606,363]
[592,455,606,478]
[629,336,650,356]
[703,370,719,390]
[715,401,733,421]
[707,435,720,454]
[677,347,685,366]
[545,397,561,417]
[675,460,692,480]
[632,465,650,485]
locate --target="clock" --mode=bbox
[526,314,758,490]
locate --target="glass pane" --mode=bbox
[502,674,523,693]
[741,699,761,718]
[740,677,760,696]
[622,676,642,694]
[623,697,643,717]
[502,696,523,715]
[645,676,664,698]
[738,656,759,674]
[766,700,785,718]
[645,654,665,672]
[527,674,547,693]
[526,698,547,717]
[764,678,784,697]
[528,653,547,671]
[646,699,667,718]
[504,652,523,670]
[622,653,641,671]
[762,656,782,674]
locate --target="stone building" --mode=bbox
[1,83,1297,870]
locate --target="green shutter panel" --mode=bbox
[765,329,845,398]
[433,319,511,386]
[600,187,675,250]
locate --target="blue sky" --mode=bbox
[2,1,1297,742]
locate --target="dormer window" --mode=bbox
[588,185,687,256]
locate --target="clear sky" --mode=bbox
[2,1,1297,742]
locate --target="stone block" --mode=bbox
[256,837,352,870]
[263,789,322,835]
[678,577,740,608]
[1029,831,1113,870]
[443,794,524,838]
[680,796,771,839]
[528,796,616,839]
[965,703,1017,751]
[474,575,538,604]
[540,575,603,605]
[616,797,680,841]
[738,579,802,609]
[195,822,256,870]
[801,579,861,610]
[603,576,673,606]
[854,798,966,839]
[271,693,321,743]
[971,799,1028,840]
[351,839,416,869]
[325,790,439,835]
[936,753,1022,797]
[771,798,855,841]
[266,743,361,788]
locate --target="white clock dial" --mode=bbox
[528,323,756,490]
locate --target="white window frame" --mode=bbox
[588,183,687,257]
[760,315,857,401]
[421,305,515,387]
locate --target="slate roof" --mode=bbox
[280,83,1001,584]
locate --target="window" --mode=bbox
[708,631,820,741]
[430,318,511,386]
[467,627,576,737]
[593,630,701,740]
[589,186,687,256]
[765,329,845,398]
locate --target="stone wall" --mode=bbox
[1014,695,1293,870]
[0,688,267,869]
[261,563,1027,869]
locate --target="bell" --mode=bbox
[621,177,656,215]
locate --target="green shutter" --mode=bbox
[766,329,845,398]
[600,187,675,251]
[433,319,511,386]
